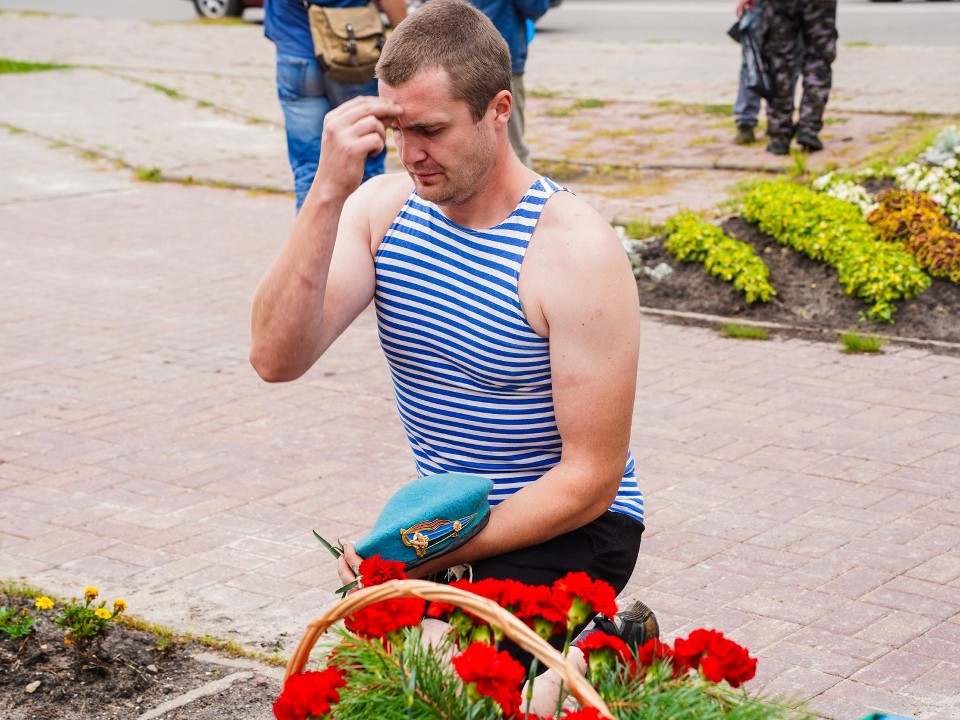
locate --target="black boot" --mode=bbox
[735,124,756,145]
[592,600,660,651]
[766,135,791,155]
[795,129,824,152]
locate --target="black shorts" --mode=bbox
[430,511,645,668]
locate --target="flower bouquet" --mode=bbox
[274,557,811,720]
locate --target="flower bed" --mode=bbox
[741,181,930,322]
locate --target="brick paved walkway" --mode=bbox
[1,10,958,720]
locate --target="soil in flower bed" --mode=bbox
[635,216,960,350]
[0,594,280,720]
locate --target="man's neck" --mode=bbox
[441,156,540,230]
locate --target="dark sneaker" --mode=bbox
[592,600,660,650]
[766,136,791,155]
[735,124,756,145]
[795,129,824,152]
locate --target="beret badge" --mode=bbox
[401,513,480,558]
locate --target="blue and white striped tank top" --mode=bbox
[374,177,644,524]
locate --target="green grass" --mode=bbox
[701,103,734,118]
[546,98,608,117]
[788,148,810,180]
[722,324,770,341]
[143,81,182,99]
[620,217,664,240]
[528,88,560,99]
[0,57,70,74]
[573,98,606,109]
[839,332,886,354]
[136,166,163,182]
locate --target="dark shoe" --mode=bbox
[795,129,824,152]
[766,136,791,155]
[735,124,756,145]
[592,600,660,650]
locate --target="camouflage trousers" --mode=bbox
[762,0,838,138]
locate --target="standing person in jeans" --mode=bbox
[264,0,407,211]
[761,0,837,156]
[732,0,764,145]
[467,0,550,167]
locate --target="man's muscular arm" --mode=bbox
[250,98,402,382]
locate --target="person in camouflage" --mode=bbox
[761,0,837,155]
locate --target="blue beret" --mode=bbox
[355,473,493,569]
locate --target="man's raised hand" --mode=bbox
[316,97,403,197]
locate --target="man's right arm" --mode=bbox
[249,97,403,382]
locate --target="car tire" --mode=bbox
[193,0,244,18]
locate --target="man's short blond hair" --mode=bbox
[376,0,513,121]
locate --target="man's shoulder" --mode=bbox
[531,184,622,267]
[537,184,611,236]
[347,171,414,239]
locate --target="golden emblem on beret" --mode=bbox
[401,514,478,558]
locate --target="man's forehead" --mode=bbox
[379,67,464,120]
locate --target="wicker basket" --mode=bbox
[285,578,614,718]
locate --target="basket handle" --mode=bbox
[284,579,614,718]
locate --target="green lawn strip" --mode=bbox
[722,324,770,341]
[664,211,776,304]
[741,181,930,322]
[839,332,886,354]
[0,57,71,74]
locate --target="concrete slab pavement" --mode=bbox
[1,9,959,720]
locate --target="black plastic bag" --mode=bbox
[728,17,773,101]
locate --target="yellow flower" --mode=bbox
[95,608,113,620]
[84,586,99,602]
[113,598,128,614]
[35,596,55,611]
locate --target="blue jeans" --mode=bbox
[734,9,763,128]
[275,55,385,211]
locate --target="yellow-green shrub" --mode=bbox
[664,211,775,304]
[741,182,930,322]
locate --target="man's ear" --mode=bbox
[490,89,512,126]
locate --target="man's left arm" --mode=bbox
[404,196,640,577]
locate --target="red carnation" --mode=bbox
[562,709,606,720]
[358,555,407,586]
[452,642,525,716]
[272,668,346,720]
[513,584,567,639]
[673,629,757,687]
[576,630,633,681]
[552,572,618,627]
[634,638,675,674]
[576,631,632,664]
[344,597,426,640]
